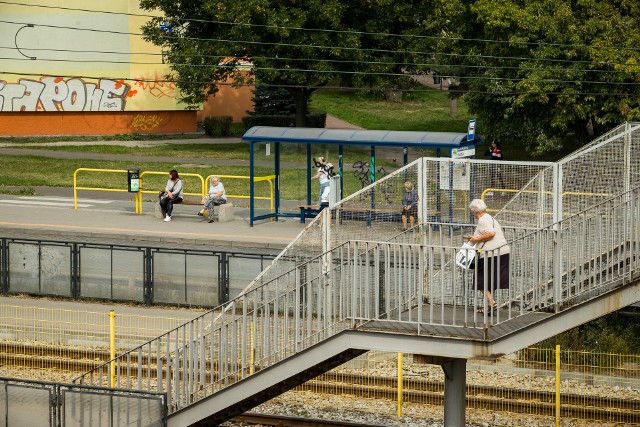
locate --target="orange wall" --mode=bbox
[198,80,255,124]
[0,111,197,136]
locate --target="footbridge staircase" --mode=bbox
[75,123,640,426]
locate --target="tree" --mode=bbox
[250,84,298,116]
[139,0,432,126]
[424,0,640,155]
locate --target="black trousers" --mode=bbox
[159,196,182,216]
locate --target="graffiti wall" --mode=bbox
[0,0,184,112]
[0,0,253,134]
[0,77,135,112]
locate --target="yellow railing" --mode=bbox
[135,171,205,214]
[73,168,134,210]
[207,174,276,213]
[73,168,276,215]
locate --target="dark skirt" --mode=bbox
[474,253,510,291]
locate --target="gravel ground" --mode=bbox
[3,360,638,427]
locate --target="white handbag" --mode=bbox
[455,242,477,270]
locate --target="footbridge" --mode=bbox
[75,123,640,426]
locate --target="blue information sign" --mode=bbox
[467,119,476,141]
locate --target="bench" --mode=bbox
[155,198,235,222]
[299,204,327,223]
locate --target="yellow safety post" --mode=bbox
[555,345,560,427]
[397,352,403,418]
[249,322,255,375]
[110,310,116,388]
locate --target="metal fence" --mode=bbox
[72,122,640,419]
[0,236,276,307]
[247,157,554,293]
[0,377,166,427]
[72,181,640,415]
[0,304,201,377]
[287,347,640,425]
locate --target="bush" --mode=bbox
[203,116,233,137]
[242,111,327,130]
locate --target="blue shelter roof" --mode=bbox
[242,127,480,148]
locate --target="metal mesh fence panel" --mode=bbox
[559,122,640,218]
[247,158,551,295]
[283,348,640,425]
[63,389,165,427]
[5,383,52,427]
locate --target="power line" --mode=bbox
[1,0,639,53]
[2,70,638,97]
[3,54,640,88]
[1,44,636,77]
[3,18,638,70]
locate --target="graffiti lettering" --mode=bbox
[0,77,132,112]
[133,74,176,99]
[351,160,396,204]
[131,114,163,131]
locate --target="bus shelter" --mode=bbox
[242,126,483,226]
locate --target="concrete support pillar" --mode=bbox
[442,358,467,427]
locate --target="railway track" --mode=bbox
[1,342,638,423]
[230,413,386,427]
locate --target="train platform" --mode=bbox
[0,188,307,252]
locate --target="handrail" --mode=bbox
[135,171,205,214]
[73,168,133,210]
[72,185,640,416]
[72,168,276,215]
[206,174,276,213]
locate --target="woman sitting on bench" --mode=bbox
[198,176,227,223]
[159,169,183,222]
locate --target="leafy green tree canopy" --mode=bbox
[140,0,430,126]
[426,0,640,155]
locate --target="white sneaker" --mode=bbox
[164,215,172,222]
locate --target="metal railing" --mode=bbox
[73,168,134,210]
[0,377,166,426]
[73,183,640,415]
[72,168,276,214]
[0,235,276,307]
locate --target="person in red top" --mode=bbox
[488,139,502,160]
[486,139,504,193]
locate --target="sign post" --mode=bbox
[467,119,476,141]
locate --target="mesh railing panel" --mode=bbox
[72,122,640,422]
[423,158,553,227]
[560,123,640,218]
[249,158,551,293]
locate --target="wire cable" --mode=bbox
[2,55,639,87]
[1,0,639,53]
[3,70,638,97]
[1,18,639,69]
[1,44,637,76]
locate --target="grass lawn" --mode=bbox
[1,89,478,199]
[5,155,392,204]
[311,89,471,132]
